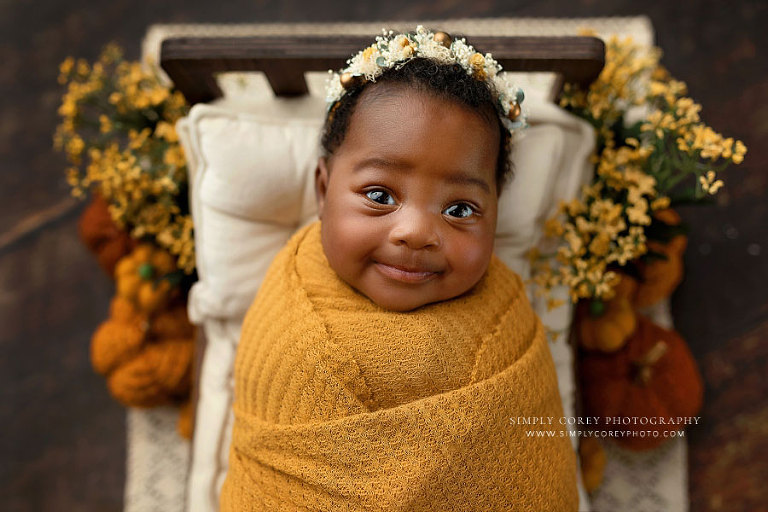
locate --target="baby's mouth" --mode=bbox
[373,261,442,284]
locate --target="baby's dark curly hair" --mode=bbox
[321,57,514,193]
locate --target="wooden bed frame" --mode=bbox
[160,34,605,103]
[158,31,605,434]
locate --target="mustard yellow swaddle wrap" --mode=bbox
[220,220,578,511]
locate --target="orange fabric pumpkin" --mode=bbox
[78,193,135,276]
[91,293,195,411]
[577,274,638,352]
[115,243,177,313]
[91,297,148,375]
[107,338,194,408]
[91,318,146,375]
[634,209,688,308]
[579,315,704,451]
[149,304,195,340]
[579,437,606,493]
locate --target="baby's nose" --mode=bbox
[388,212,441,250]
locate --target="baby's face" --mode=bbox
[315,85,499,312]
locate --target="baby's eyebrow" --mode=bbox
[354,157,491,194]
[442,172,491,194]
[353,157,403,172]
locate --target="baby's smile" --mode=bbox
[373,259,443,284]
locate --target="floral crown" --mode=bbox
[324,25,527,135]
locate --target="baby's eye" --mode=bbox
[443,203,476,219]
[365,189,396,205]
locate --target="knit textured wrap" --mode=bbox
[220,220,578,511]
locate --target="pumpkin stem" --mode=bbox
[633,340,668,385]
[588,299,606,317]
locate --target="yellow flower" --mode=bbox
[546,298,566,312]
[733,140,747,164]
[149,87,169,106]
[700,170,725,195]
[588,232,611,257]
[166,91,187,112]
[650,196,671,210]
[361,45,376,61]
[57,97,77,118]
[649,80,667,97]
[58,57,74,84]
[65,135,85,163]
[626,198,651,225]
[544,217,565,237]
[565,198,587,216]
[589,198,618,221]
[65,167,80,187]
[154,121,178,143]
[565,228,585,255]
[76,58,90,76]
[163,145,186,168]
[99,115,113,134]
[574,216,596,235]
[128,128,151,150]
[99,43,122,64]
[469,53,487,79]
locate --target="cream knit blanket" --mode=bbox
[220,219,577,511]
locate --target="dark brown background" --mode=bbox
[1,1,765,511]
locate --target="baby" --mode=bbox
[221,27,578,511]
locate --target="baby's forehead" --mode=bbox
[335,90,497,176]
[356,81,464,114]
[351,84,497,137]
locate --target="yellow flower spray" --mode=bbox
[532,32,746,306]
[54,43,195,274]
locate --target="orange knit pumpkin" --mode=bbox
[577,274,639,352]
[634,209,688,308]
[579,437,606,493]
[91,297,148,375]
[579,315,704,451]
[91,292,196,412]
[115,243,178,313]
[107,338,194,408]
[149,304,195,340]
[91,318,146,375]
[109,296,145,324]
[78,193,136,276]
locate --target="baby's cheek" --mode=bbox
[449,236,493,286]
[329,218,371,257]
[321,218,370,282]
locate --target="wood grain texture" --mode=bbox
[1,1,765,511]
[160,35,605,101]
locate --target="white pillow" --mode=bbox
[178,94,595,512]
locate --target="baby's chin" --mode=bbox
[359,283,474,313]
[370,296,432,313]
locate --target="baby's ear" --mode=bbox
[314,156,330,219]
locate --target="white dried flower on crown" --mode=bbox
[324,25,527,135]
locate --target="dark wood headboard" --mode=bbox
[160,35,605,104]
